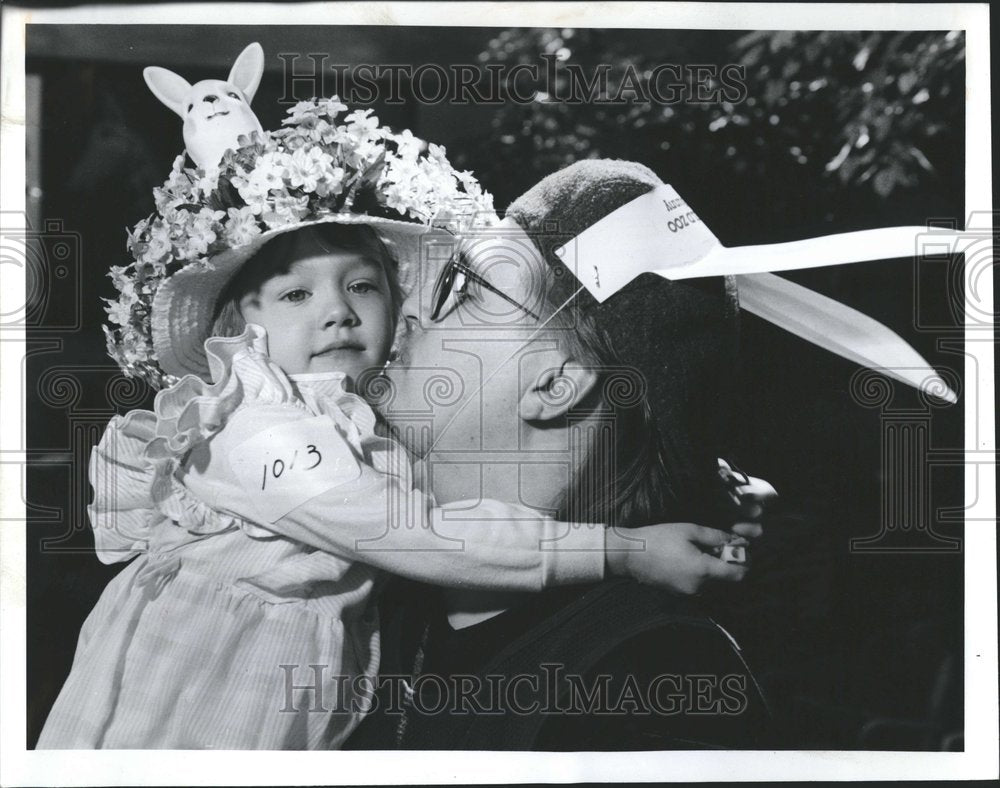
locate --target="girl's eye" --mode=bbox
[228,92,241,100]
[187,103,193,112]
[280,288,310,303]
[348,281,379,295]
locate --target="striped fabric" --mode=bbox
[38,539,380,749]
[37,333,385,749]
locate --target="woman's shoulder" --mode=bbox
[367,580,773,751]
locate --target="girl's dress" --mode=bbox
[37,326,605,749]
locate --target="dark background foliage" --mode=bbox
[25,25,965,750]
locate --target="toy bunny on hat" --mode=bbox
[144,42,265,169]
[106,42,495,390]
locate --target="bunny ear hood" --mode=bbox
[143,66,191,118]
[507,159,956,405]
[227,42,265,102]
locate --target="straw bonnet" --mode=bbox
[105,96,495,389]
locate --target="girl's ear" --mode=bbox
[518,357,599,422]
[143,66,191,118]
[228,42,265,102]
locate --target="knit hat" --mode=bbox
[506,159,739,509]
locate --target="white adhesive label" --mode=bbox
[229,414,362,523]
[554,184,721,302]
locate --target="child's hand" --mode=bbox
[718,459,777,541]
[605,523,748,595]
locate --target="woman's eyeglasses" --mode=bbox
[429,252,541,322]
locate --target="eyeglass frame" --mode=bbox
[429,244,542,322]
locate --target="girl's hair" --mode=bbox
[539,262,729,530]
[211,223,404,338]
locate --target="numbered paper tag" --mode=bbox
[228,415,362,523]
[554,184,721,302]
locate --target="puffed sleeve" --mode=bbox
[88,410,159,563]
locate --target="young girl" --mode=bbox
[40,216,738,750]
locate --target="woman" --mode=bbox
[346,159,776,750]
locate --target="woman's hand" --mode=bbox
[605,523,749,595]
[602,462,777,594]
[719,459,777,541]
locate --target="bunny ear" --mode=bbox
[143,66,191,118]
[228,42,265,103]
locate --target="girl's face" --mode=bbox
[239,230,395,380]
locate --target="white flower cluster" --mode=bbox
[104,97,495,389]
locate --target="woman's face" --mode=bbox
[384,235,555,460]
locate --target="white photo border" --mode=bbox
[1,2,995,784]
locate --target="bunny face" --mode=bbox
[181,79,263,169]
[144,43,266,170]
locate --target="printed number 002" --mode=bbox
[260,444,322,490]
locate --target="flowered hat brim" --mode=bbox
[107,95,497,389]
[151,213,437,380]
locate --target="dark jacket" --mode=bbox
[346,578,773,750]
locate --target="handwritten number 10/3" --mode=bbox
[260,444,322,490]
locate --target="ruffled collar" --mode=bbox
[89,323,385,563]
[147,323,380,497]
[287,370,351,402]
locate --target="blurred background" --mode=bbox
[24,25,966,749]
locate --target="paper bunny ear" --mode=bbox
[738,273,958,403]
[143,66,191,118]
[228,42,265,102]
[553,183,959,404]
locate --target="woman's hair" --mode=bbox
[539,260,730,530]
[211,223,404,338]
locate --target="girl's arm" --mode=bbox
[182,403,606,591]
[182,403,752,593]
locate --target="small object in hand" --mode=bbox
[720,544,747,564]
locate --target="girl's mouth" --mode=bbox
[314,342,365,357]
[207,110,231,120]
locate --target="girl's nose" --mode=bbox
[401,290,422,326]
[322,293,359,327]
